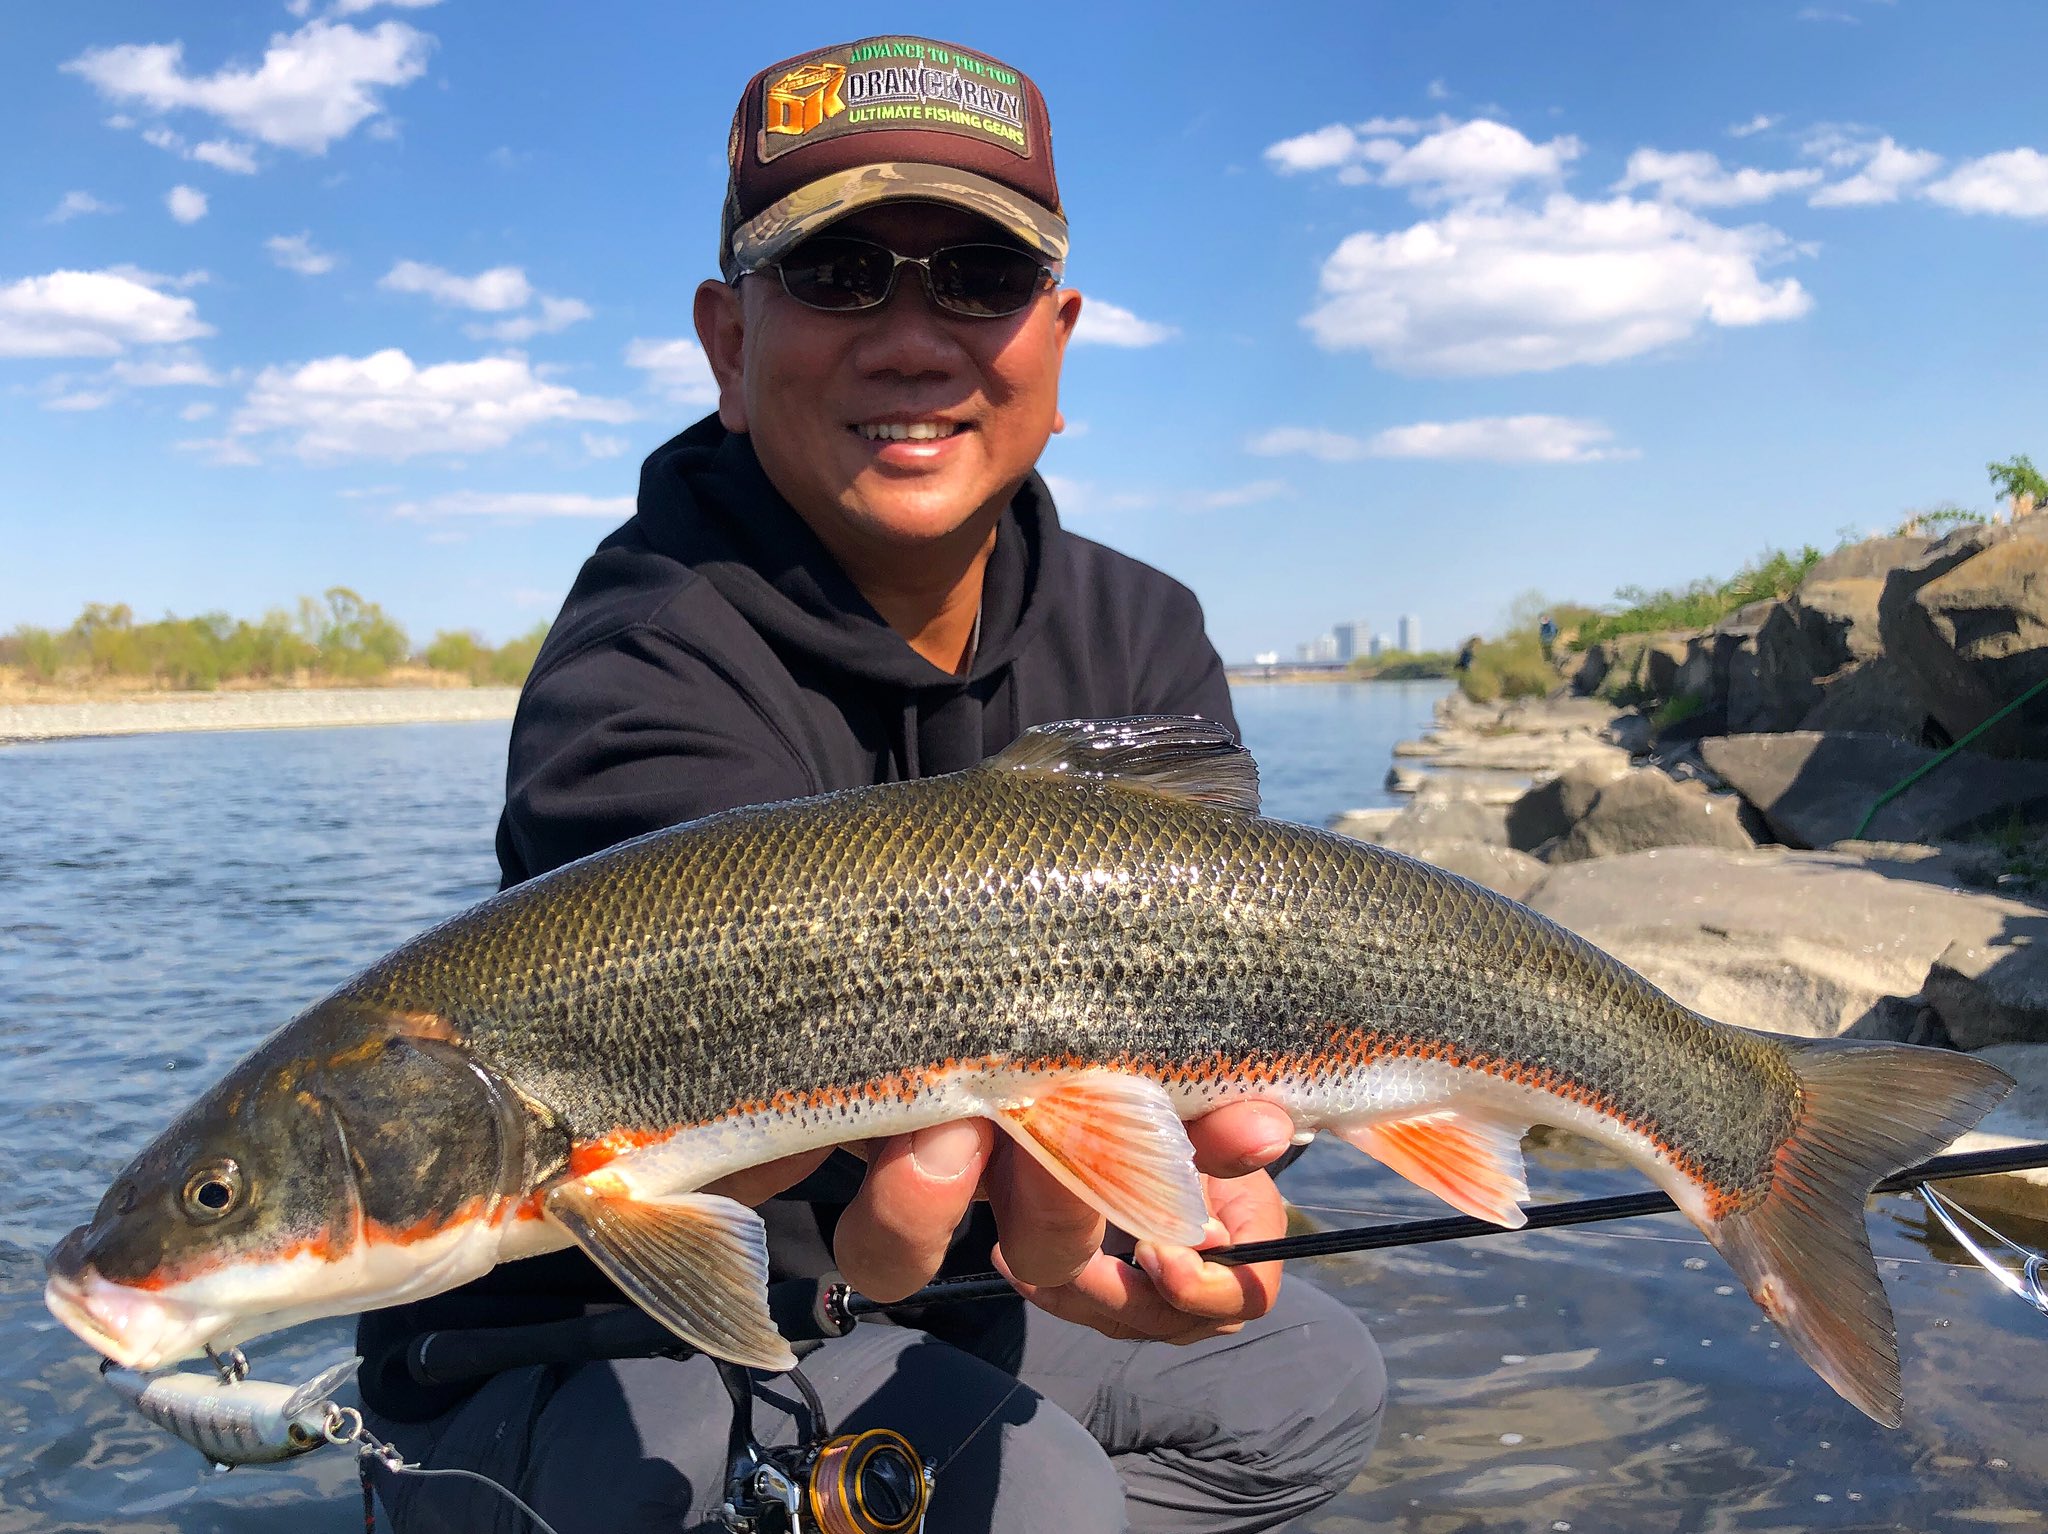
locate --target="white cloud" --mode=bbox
[1379,121,1581,202]
[166,185,209,223]
[1729,114,1778,138]
[266,232,337,275]
[391,489,632,519]
[65,20,431,154]
[1613,149,1820,207]
[1806,135,1942,206]
[1252,415,1629,464]
[1302,193,1810,375]
[625,336,719,405]
[1040,474,1157,517]
[329,0,443,13]
[191,139,258,174]
[1925,148,2048,219]
[1191,479,1290,509]
[581,432,629,459]
[470,295,593,342]
[1073,299,1178,347]
[380,259,531,311]
[45,390,114,412]
[110,355,221,387]
[1245,427,1371,462]
[1264,118,1572,200]
[180,400,216,420]
[1427,79,1451,102]
[1369,414,1630,462]
[222,348,633,461]
[0,269,211,358]
[47,191,117,223]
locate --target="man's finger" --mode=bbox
[984,1139,1108,1288]
[702,1147,833,1207]
[994,1247,1236,1345]
[1186,1099,1296,1178]
[832,1119,993,1302]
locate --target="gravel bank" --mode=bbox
[0,686,520,744]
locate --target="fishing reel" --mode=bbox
[716,1359,932,1534]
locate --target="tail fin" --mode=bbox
[1706,1040,2010,1427]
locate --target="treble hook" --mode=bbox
[1918,1183,2048,1317]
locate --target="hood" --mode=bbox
[624,416,1059,695]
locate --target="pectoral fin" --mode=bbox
[1338,1111,1532,1229]
[544,1180,795,1372]
[995,1070,1209,1245]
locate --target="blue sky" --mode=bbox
[4,2,2044,664]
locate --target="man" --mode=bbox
[359,36,1383,1532]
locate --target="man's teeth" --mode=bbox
[857,422,962,441]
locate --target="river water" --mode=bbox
[0,681,2041,1532]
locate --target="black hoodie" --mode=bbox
[358,417,1234,1419]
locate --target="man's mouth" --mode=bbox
[853,421,968,442]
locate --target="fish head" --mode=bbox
[46,1000,535,1370]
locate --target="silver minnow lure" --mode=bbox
[100,1355,359,1467]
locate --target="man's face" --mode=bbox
[695,202,1081,566]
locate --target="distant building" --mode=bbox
[1330,622,1359,664]
[1372,633,1391,657]
[1398,615,1420,653]
[1254,650,1279,667]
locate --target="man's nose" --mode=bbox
[853,268,966,375]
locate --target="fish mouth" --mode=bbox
[45,1232,219,1372]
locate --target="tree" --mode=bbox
[1988,455,2046,519]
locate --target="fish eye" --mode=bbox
[180,1160,244,1221]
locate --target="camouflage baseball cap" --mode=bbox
[719,37,1068,283]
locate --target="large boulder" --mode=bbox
[1549,770,1755,862]
[1878,519,2048,758]
[1640,636,1692,699]
[1379,838,1546,901]
[1505,757,1633,851]
[1377,794,1510,848]
[1794,578,1886,668]
[1524,846,2042,1037]
[1806,533,1933,584]
[1795,656,1933,741]
[1942,1042,2048,1222]
[1925,935,2048,1050]
[1698,731,2048,847]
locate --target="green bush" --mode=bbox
[1574,546,1820,648]
[1458,633,1554,703]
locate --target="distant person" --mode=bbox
[353,34,1383,1534]
[1457,635,1479,672]
[1538,613,1558,663]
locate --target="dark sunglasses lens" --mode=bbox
[928,245,1046,316]
[777,238,895,310]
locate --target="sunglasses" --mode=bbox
[749,235,1059,318]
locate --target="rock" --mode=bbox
[1806,533,1933,584]
[1838,995,1952,1047]
[1414,736,1626,775]
[1523,845,2041,1037]
[1641,636,1692,699]
[1570,643,1610,696]
[1795,578,1886,668]
[1326,807,1401,842]
[1926,935,2048,1050]
[1506,757,1634,851]
[1795,656,1933,741]
[1699,731,2048,847]
[1380,838,1545,901]
[1384,763,1429,795]
[1549,770,1756,863]
[1378,795,1510,848]
[1878,518,2048,758]
[1738,601,1830,731]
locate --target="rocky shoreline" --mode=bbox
[1339,520,2048,1214]
[0,685,520,745]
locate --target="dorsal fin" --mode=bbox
[983,717,1260,815]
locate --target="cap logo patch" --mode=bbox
[756,38,1031,163]
[765,61,847,138]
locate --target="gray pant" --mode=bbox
[366,1279,1384,1533]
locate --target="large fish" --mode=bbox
[46,719,2009,1426]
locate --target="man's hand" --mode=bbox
[825,1099,1295,1343]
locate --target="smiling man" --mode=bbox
[356,36,1383,1534]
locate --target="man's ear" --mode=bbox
[1050,288,1082,435]
[693,279,748,433]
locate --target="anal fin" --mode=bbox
[995,1070,1209,1245]
[1338,1111,1532,1229]
[544,1180,795,1372]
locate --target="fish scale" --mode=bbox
[45,717,2013,1430]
